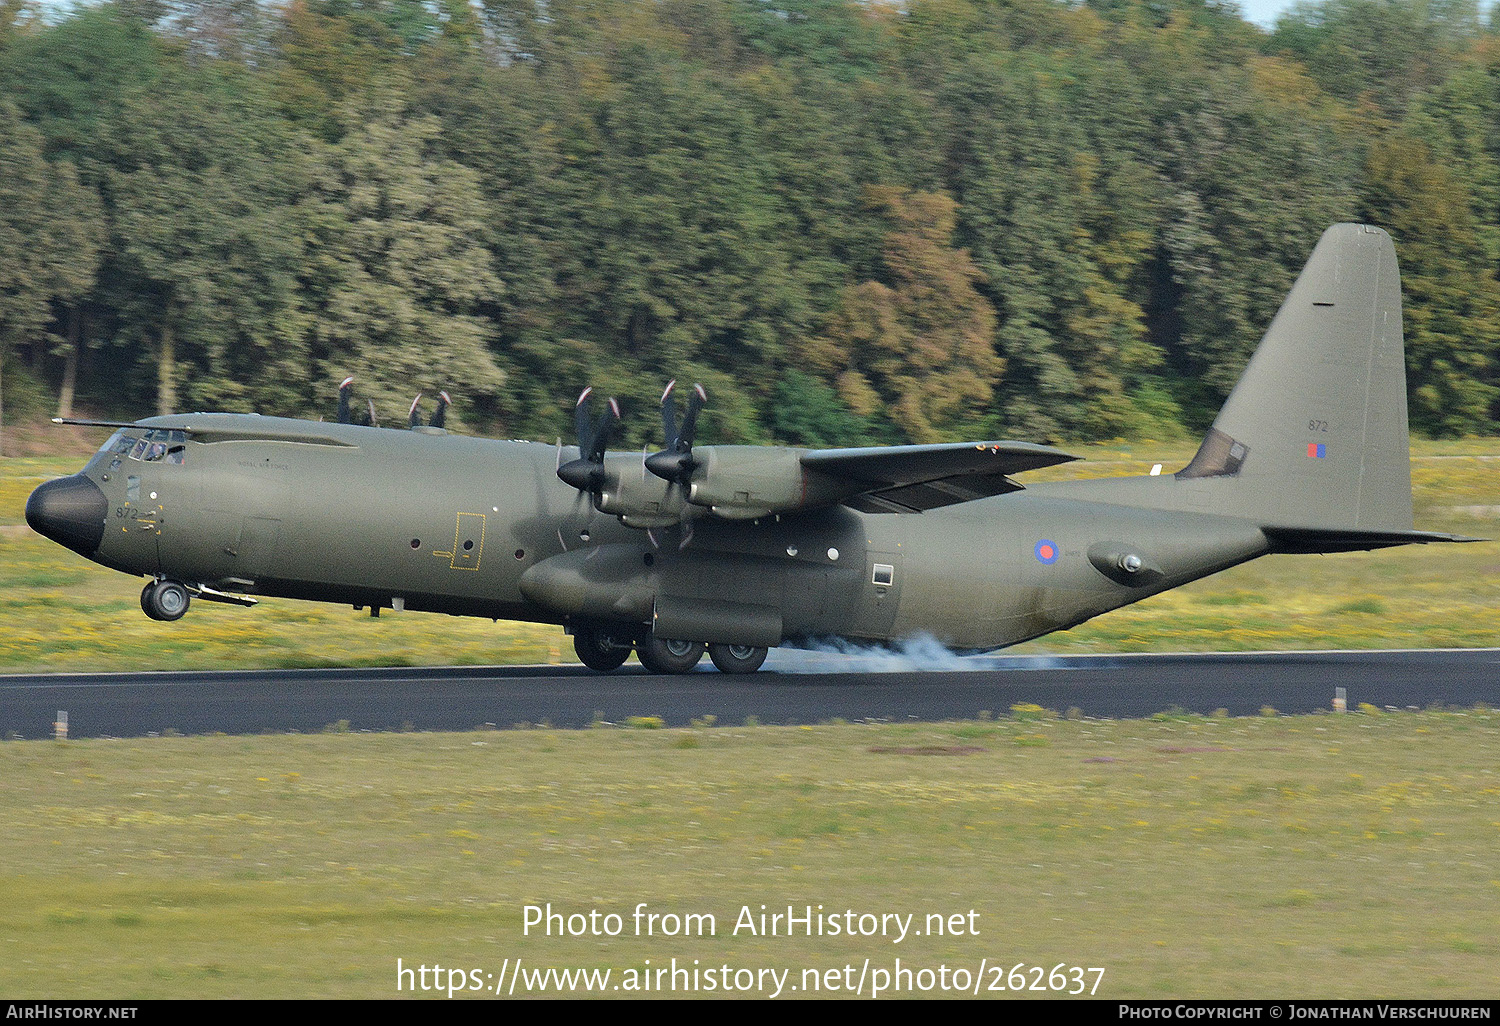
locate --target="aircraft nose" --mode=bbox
[26,475,108,557]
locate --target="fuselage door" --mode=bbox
[847,549,903,640]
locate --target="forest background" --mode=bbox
[2,0,1499,455]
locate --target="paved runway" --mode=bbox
[1,648,1497,738]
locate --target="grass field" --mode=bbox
[2,712,1497,999]
[2,439,1495,673]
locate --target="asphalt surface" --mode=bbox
[1,648,1497,738]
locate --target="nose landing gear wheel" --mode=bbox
[141,579,191,622]
[708,643,768,674]
[573,627,632,672]
[636,636,706,674]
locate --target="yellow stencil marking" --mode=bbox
[433,512,485,571]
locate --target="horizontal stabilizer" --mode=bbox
[1262,525,1487,554]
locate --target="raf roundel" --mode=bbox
[1034,539,1059,565]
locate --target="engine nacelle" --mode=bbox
[593,455,689,527]
[685,446,853,520]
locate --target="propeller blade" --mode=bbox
[661,379,678,450]
[337,376,354,424]
[588,398,620,463]
[679,383,707,449]
[574,388,595,457]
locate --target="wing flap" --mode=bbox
[843,471,1024,513]
[802,441,1074,513]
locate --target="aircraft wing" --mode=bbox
[801,441,1077,513]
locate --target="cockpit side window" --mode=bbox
[84,430,131,474]
[96,430,126,456]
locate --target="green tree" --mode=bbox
[807,187,1002,443]
[103,57,312,416]
[296,90,506,426]
[1268,0,1482,119]
[0,100,101,450]
[1362,131,1500,434]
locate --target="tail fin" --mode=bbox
[1177,223,1413,533]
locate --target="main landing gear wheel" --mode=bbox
[141,579,191,622]
[708,643,768,674]
[573,627,632,672]
[636,636,706,674]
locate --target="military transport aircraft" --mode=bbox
[25,224,1479,673]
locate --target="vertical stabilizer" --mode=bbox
[1177,223,1412,533]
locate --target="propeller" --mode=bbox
[645,380,706,485]
[407,390,451,429]
[557,387,621,494]
[431,391,452,430]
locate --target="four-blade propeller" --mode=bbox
[338,377,453,430]
[556,387,622,493]
[645,380,707,486]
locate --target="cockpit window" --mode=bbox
[123,429,187,464]
[92,428,187,471]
